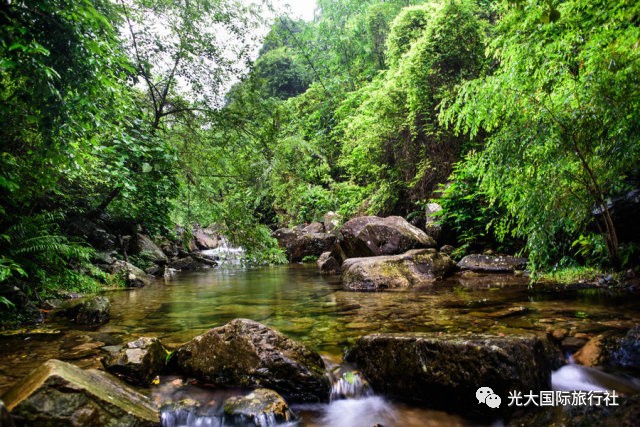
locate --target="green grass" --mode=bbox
[538,266,608,285]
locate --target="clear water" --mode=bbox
[1,264,639,426]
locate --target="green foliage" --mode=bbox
[441,0,640,270]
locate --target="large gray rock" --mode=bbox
[192,227,218,250]
[345,333,554,420]
[56,296,110,326]
[134,234,167,264]
[169,319,331,403]
[2,359,159,426]
[341,249,456,291]
[107,260,151,287]
[339,216,436,258]
[223,388,295,426]
[272,228,337,263]
[102,337,168,386]
[458,254,528,273]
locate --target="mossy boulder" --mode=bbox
[101,337,168,386]
[134,234,167,265]
[339,215,436,258]
[169,319,331,403]
[2,359,159,426]
[223,388,295,426]
[345,333,554,420]
[341,249,456,291]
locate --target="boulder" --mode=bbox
[2,359,159,426]
[323,212,342,234]
[56,296,110,326]
[303,222,325,234]
[0,400,14,427]
[574,327,640,372]
[345,333,553,420]
[107,260,151,287]
[458,254,528,273]
[102,337,168,386]
[339,216,436,258]
[341,249,457,291]
[223,388,295,426]
[272,228,337,263]
[169,319,331,403]
[317,252,341,275]
[134,234,168,264]
[192,227,218,250]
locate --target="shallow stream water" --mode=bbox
[1,264,639,425]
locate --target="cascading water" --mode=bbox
[199,236,246,265]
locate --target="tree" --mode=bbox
[441,0,640,269]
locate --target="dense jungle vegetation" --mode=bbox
[1,0,639,314]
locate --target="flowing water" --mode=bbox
[1,263,639,426]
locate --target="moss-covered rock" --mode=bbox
[223,388,295,426]
[345,333,554,421]
[168,319,331,403]
[341,249,456,291]
[2,359,159,426]
[102,337,168,386]
[339,215,436,258]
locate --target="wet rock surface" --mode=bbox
[339,216,436,258]
[2,359,159,426]
[458,254,528,273]
[56,296,110,326]
[169,319,331,403]
[341,249,457,291]
[223,388,295,426]
[345,333,554,420]
[574,327,640,373]
[102,337,168,386]
[272,228,337,262]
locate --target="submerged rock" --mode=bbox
[102,337,168,386]
[345,333,554,420]
[339,216,436,258]
[272,228,337,263]
[56,296,110,326]
[169,319,331,403]
[341,249,456,291]
[223,388,295,426]
[458,254,527,273]
[2,359,159,426]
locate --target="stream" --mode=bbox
[1,263,639,426]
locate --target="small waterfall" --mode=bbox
[330,370,373,401]
[200,236,246,265]
[552,363,640,394]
